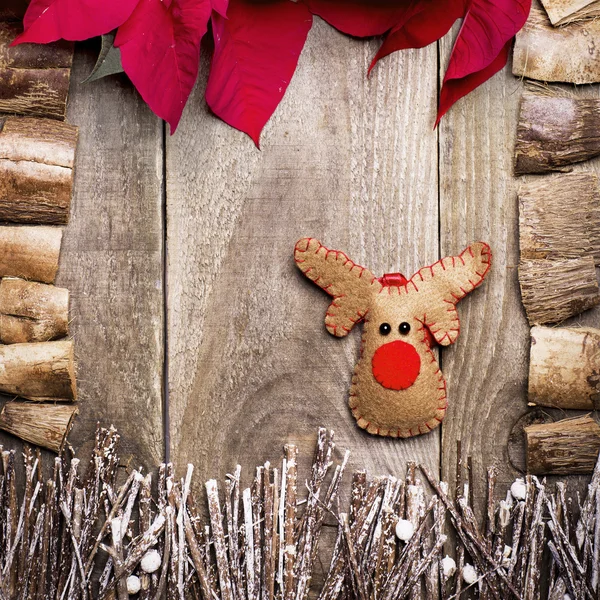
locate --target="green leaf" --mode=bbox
[83,31,124,83]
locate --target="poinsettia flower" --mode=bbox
[304,0,529,126]
[303,0,412,37]
[205,0,312,146]
[13,0,141,44]
[12,0,532,139]
[115,0,214,133]
[437,0,531,124]
[369,0,466,72]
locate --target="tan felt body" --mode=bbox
[295,238,492,438]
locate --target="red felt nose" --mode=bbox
[371,340,421,391]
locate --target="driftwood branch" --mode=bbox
[518,172,600,264]
[513,1,600,84]
[0,21,73,119]
[541,0,600,25]
[528,325,600,410]
[0,277,69,343]
[0,340,76,401]
[0,402,77,452]
[526,415,600,474]
[0,117,78,224]
[518,256,600,325]
[0,225,63,283]
[515,91,600,175]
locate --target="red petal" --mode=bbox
[436,39,511,125]
[115,0,211,133]
[370,1,465,73]
[205,0,312,147]
[304,0,412,37]
[13,0,140,44]
[436,0,531,123]
[211,0,228,18]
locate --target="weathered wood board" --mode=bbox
[166,18,440,498]
[438,29,600,510]
[58,47,165,467]
[438,33,529,511]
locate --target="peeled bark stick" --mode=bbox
[518,256,600,325]
[0,402,77,453]
[513,1,600,84]
[205,479,232,600]
[519,173,600,264]
[0,340,76,401]
[0,225,62,283]
[514,91,600,175]
[283,444,298,600]
[0,117,78,224]
[525,415,600,475]
[0,21,73,120]
[528,326,600,410]
[541,0,600,24]
[0,277,69,343]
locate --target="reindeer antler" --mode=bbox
[410,242,492,346]
[294,238,382,337]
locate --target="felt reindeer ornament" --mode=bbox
[294,238,492,438]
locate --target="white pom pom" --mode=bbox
[510,478,527,501]
[141,549,161,573]
[564,595,572,600]
[441,555,456,578]
[126,575,141,595]
[463,564,478,585]
[395,519,414,541]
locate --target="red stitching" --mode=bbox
[296,239,492,438]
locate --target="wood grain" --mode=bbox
[540,0,600,25]
[57,47,164,466]
[438,31,529,510]
[519,256,600,325]
[526,415,600,475]
[0,116,78,224]
[0,22,73,120]
[513,0,600,84]
[439,35,600,512]
[167,17,440,507]
[528,326,600,410]
[0,277,69,343]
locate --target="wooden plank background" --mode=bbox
[13,12,598,535]
[166,21,440,490]
[60,46,165,467]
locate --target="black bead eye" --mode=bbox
[379,323,391,336]
[399,322,411,335]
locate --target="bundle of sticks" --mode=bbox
[2,427,600,600]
